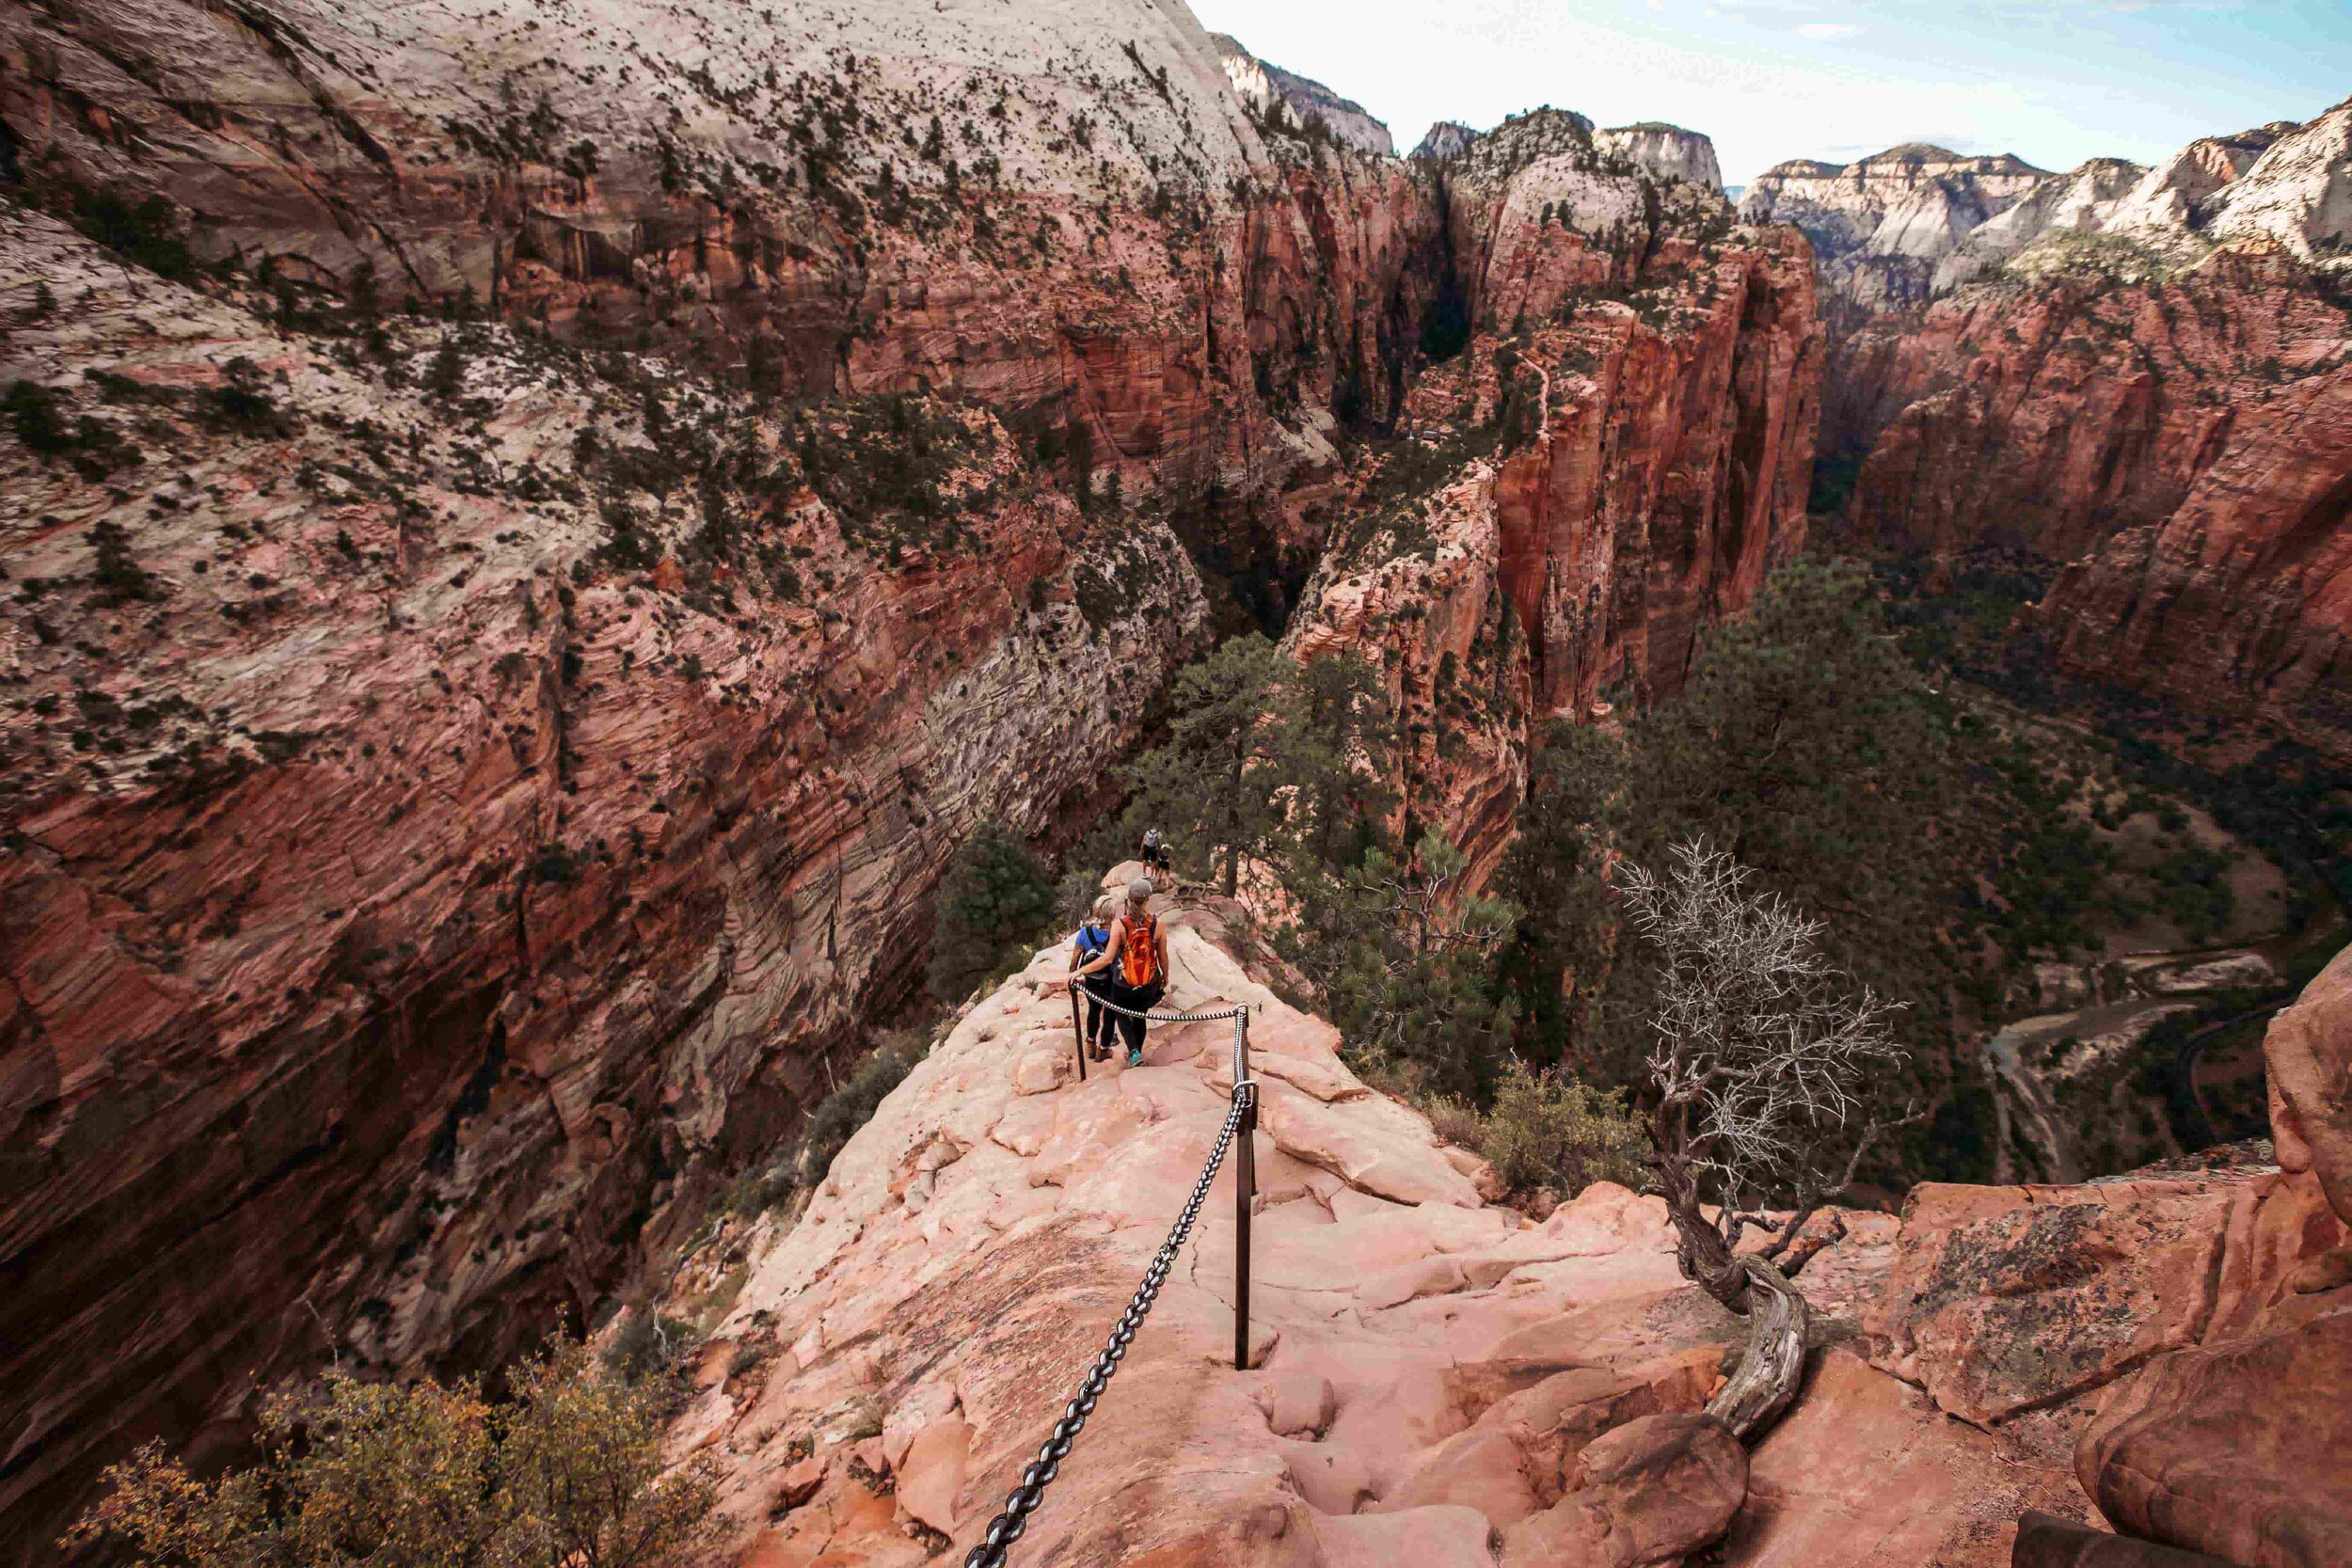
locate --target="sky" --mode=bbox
[1184,0,2351,187]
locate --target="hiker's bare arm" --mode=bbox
[1073,920,1126,980]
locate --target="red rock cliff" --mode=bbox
[0,203,1213,1560]
[1292,112,1820,877]
[1842,249,2352,763]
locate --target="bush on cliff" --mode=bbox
[1422,1057,1648,1198]
[67,1339,717,1568]
[1107,636,1391,898]
[927,822,1057,1004]
[1495,559,1978,1178]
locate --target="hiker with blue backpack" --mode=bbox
[1068,894,1120,1063]
[1070,877,1168,1069]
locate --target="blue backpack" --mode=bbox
[1073,924,1109,962]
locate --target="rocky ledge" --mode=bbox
[657,884,2352,1567]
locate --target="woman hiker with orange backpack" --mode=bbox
[1070,876,1168,1068]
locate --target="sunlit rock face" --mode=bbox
[1213,32,1396,156]
[1739,144,2051,315]
[1597,122,1724,193]
[1290,110,1820,879]
[1827,102,2352,764]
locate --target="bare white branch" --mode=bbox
[1626,839,1909,1209]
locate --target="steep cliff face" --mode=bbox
[0,203,1210,1560]
[0,0,1437,550]
[1834,103,2352,762]
[1739,144,2049,315]
[1596,122,1723,193]
[1212,33,1395,157]
[1293,112,1820,877]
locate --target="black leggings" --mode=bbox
[1079,980,1118,1052]
[1100,978,1165,1054]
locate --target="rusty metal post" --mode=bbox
[1232,1006,1255,1370]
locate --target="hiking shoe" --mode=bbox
[1127,1049,1143,1069]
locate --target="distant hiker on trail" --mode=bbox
[1140,828,1172,879]
[1068,894,1120,1063]
[1071,877,1168,1069]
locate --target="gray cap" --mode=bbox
[1128,877,1156,904]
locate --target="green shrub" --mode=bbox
[926,821,1057,1004]
[69,182,197,280]
[67,1339,717,1566]
[1437,1059,1650,1198]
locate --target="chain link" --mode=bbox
[960,1088,1250,1568]
[1074,990,1249,1024]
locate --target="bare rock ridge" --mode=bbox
[662,890,2352,1567]
[1212,33,1396,157]
[1295,109,1817,878]
[1739,143,2051,315]
[1595,122,1724,193]
[1413,121,1480,162]
[0,5,1823,1559]
[1823,98,2352,764]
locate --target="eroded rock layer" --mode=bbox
[1291,111,1820,876]
[0,0,1441,550]
[0,203,1208,1560]
[0,8,1832,1554]
[1821,101,2352,763]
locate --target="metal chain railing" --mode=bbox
[961,988,1257,1568]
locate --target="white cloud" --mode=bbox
[1795,22,1860,39]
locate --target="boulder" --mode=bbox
[2076,1312,2352,1568]
[1865,1179,2248,1423]
[1257,1372,1337,1439]
[1501,1413,1747,1567]
[2265,944,2352,1225]
[893,1416,971,1536]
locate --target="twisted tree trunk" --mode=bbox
[1662,1172,1812,1444]
[1703,1255,1810,1441]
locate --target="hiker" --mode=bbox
[1072,877,1168,1068]
[1140,827,1172,879]
[1068,894,1120,1063]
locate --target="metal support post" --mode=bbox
[1069,983,1088,1083]
[1232,1007,1255,1371]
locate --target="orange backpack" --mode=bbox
[1118,914,1161,988]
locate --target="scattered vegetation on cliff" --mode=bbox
[67,1339,718,1568]
[927,821,1059,1004]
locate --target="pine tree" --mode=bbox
[927,821,1057,1003]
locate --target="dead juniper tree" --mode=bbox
[1620,840,1915,1439]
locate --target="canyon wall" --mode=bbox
[0,201,1210,1562]
[0,0,1440,550]
[1293,111,1820,879]
[0,0,1442,1551]
[1825,102,2352,763]
[0,8,1822,1555]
